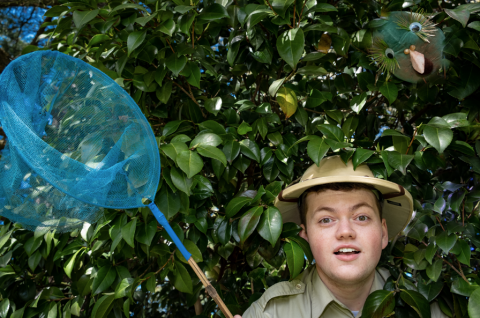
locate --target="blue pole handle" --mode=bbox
[148,202,192,260]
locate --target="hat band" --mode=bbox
[277,184,406,202]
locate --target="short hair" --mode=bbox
[298,183,384,227]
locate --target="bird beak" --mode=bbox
[410,50,425,74]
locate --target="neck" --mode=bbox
[315,266,375,312]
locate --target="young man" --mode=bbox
[234,155,447,318]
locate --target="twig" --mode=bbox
[265,0,278,15]
[304,108,325,115]
[293,0,296,26]
[436,216,445,231]
[166,38,175,53]
[405,126,418,154]
[167,77,201,107]
[297,0,309,27]
[192,20,195,48]
[437,255,469,283]
[187,82,206,118]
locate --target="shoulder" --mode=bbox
[242,267,314,318]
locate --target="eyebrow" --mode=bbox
[312,202,376,215]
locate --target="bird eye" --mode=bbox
[385,48,395,59]
[409,22,422,32]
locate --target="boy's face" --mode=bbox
[299,189,388,287]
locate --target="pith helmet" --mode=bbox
[274,155,414,239]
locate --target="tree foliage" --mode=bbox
[0,0,480,317]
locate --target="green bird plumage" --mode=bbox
[369,11,445,83]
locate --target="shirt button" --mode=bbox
[296,284,302,289]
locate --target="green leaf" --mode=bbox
[127,31,146,56]
[115,278,134,299]
[433,197,446,214]
[352,148,374,170]
[91,294,115,318]
[284,241,304,279]
[64,249,81,279]
[173,262,193,294]
[77,274,93,296]
[73,9,99,29]
[425,242,437,264]
[0,299,9,318]
[350,92,367,113]
[468,287,480,318]
[445,8,470,27]
[453,239,471,266]
[226,197,251,218]
[239,139,261,162]
[362,290,395,318]
[88,34,110,47]
[199,3,229,21]
[423,125,453,154]
[197,145,227,166]
[166,54,187,76]
[451,277,479,296]
[317,124,345,142]
[155,186,181,220]
[276,28,304,69]
[448,65,480,100]
[214,216,232,245]
[159,19,175,37]
[0,230,12,251]
[177,150,204,178]
[400,289,431,318]
[175,239,203,263]
[379,82,398,104]
[307,136,329,166]
[205,97,222,115]
[268,78,285,97]
[435,231,457,253]
[190,133,222,148]
[10,306,24,318]
[238,121,252,135]
[426,259,443,282]
[385,151,414,175]
[92,265,117,295]
[238,206,264,245]
[110,3,150,13]
[418,280,444,302]
[257,207,283,247]
[24,235,42,256]
[223,140,241,163]
[121,218,137,248]
[277,87,298,119]
[157,81,172,104]
[170,166,192,195]
[296,66,327,76]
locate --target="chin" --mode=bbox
[324,266,374,285]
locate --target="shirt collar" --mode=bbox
[309,266,386,318]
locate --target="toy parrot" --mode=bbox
[369,11,445,83]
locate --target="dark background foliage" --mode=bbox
[0,0,480,317]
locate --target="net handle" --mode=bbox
[148,203,233,318]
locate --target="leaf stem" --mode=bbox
[405,126,418,154]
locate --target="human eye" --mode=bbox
[357,215,370,222]
[319,218,332,224]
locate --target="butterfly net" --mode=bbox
[0,51,161,232]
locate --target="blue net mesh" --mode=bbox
[0,51,161,232]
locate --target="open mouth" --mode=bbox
[334,248,361,255]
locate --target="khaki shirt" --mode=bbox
[243,266,447,318]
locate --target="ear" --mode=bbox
[381,218,388,249]
[299,224,309,242]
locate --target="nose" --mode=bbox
[335,218,356,240]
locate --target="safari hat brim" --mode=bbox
[274,155,413,240]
